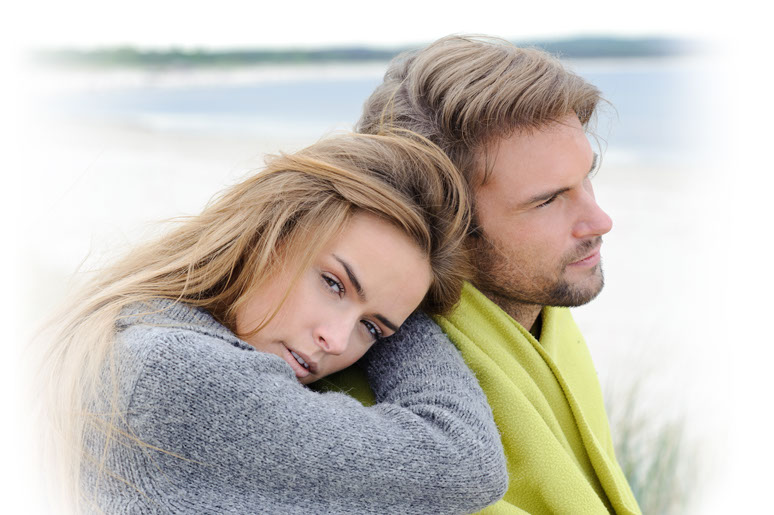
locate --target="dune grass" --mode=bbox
[606,381,700,514]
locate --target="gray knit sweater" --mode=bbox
[83,300,507,514]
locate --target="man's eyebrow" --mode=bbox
[520,152,599,208]
[522,186,571,208]
[333,254,399,333]
[334,255,365,301]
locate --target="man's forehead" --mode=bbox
[476,116,588,186]
[475,121,594,206]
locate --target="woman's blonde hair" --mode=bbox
[37,130,471,511]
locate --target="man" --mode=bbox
[324,35,641,514]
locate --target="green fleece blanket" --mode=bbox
[319,282,641,514]
[434,282,641,514]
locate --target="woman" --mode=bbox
[40,131,507,514]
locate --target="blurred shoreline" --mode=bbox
[25,54,709,94]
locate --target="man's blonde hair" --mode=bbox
[357,35,602,185]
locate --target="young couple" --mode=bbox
[43,35,642,514]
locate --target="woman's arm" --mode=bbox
[119,312,507,514]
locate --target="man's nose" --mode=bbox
[572,189,613,239]
[314,319,350,355]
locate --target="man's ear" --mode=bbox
[467,208,484,239]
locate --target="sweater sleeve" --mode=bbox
[124,311,507,514]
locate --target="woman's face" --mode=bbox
[236,212,432,384]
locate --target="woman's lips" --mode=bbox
[281,345,312,379]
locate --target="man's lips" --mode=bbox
[568,245,602,267]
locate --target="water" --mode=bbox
[41,56,715,167]
[572,58,715,165]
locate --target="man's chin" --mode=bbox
[547,270,605,307]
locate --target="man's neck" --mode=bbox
[478,289,543,338]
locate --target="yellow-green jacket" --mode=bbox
[322,282,641,514]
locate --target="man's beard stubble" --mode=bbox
[472,234,606,310]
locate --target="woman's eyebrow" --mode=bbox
[334,255,366,301]
[333,254,399,333]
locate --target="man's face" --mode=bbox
[473,114,613,308]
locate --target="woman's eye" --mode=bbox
[322,274,344,296]
[361,320,383,341]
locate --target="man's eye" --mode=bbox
[322,274,344,295]
[589,152,601,179]
[361,320,383,341]
[536,196,557,209]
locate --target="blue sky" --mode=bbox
[10,0,722,50]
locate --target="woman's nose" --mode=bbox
[314,320,350,355]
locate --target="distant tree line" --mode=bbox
[525,37,701,58]
[33,37,702,69]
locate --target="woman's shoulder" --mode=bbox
[116,299,250,350]
[112,300,297,405]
